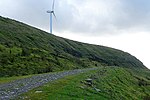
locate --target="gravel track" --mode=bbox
[0,68,97,100]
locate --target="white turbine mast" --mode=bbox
[47,0,57,34]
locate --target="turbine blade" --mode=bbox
[52,0,55,11]
[47,10,51,13]
[53,12,57,21]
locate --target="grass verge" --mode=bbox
[18,66,150,100]
[0,75,33,84]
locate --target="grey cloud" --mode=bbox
[0,0,150,35]
[56,0,150,35]
[112,0,150,31]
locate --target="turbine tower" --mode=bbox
[47,0,56,34]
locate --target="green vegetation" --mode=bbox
[0,74,32,84]
[0,16,149,99]
[0,16,146,77]
[19,67,150,100]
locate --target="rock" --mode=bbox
[85,78,93,86]
[79,86,85,89]
[85,78,92,83]
[15,88,19,90]
[87,82,93,86]
[10,91,15,94]
[80,81,84,83]
[94,87,101,92]
[35,91,43,93]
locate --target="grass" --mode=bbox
[18,67,150,100]
[0,75,32,84]
[0,16,146,77]
[19,69,102,100]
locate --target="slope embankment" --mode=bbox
[0,16,146,77]
[0,68,97,99]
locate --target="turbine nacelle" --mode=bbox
[47,10,54,13]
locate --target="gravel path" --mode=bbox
[0,68,97,100]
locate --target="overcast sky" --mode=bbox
[0,0,150,69]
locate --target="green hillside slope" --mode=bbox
[20,67,150,100]
[0,16,146,77]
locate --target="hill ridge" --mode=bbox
[0,16,146,77]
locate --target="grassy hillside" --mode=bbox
[0,16,146,77]
[19,67,150,100]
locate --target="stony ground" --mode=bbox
[0,68,97,100]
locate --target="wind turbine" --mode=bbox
[47,0,57,34]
